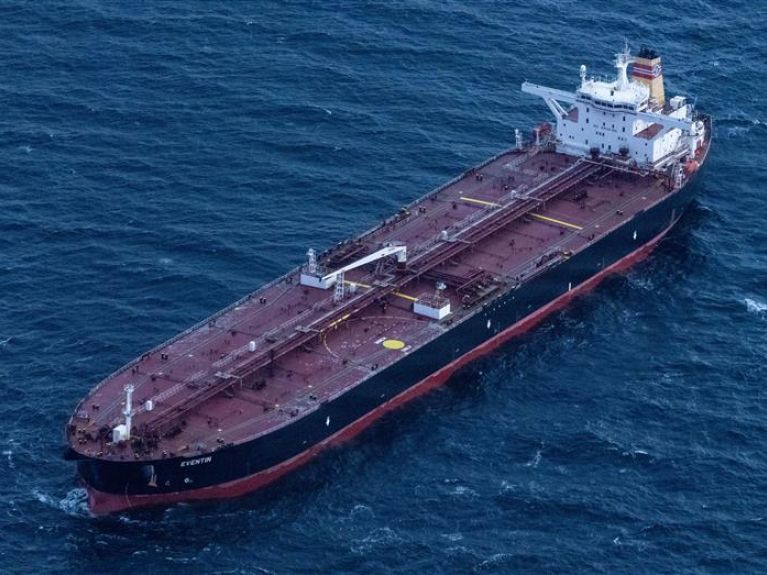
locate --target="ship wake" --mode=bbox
[32,488,90,517]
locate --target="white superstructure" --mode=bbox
[522,47,705,169]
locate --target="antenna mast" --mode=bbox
[123,384,134,437]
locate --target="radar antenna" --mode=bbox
[614,42,634,90]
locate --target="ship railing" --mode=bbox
[149,295,357,425]
[261,302,320,340]
[209,312,452,445]
[409,199,499,259]
[147,145,698,439]
[407,158,564,261]
[80,146,631,437]
[406,158,599,274]
[140,281,391,437]
[133,157,608,437]
[84,146,541,399]
[126,258,391,435]
[350,146,527,249]
[84,265,305,400]
[90,148,594,431]
[181,159,599,394]
[502,154,682,286]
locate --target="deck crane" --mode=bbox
[300,243,407,290]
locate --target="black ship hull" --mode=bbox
[74,172,700,514]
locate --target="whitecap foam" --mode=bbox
[745,298,767,315]
[725,125,751,138]
[450,485,477,497]
[33,488,90,517]
[350,503,374,520]
[524,449,542,468]
[722,118,764,139]
[477,553,514,569]
[350,526,402,554]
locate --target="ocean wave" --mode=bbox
[744,297,767,316]
[350,526,402,555]
[32,488,90,517]
[524,448,542,468]
[2,1,766,573]
[717,116,765,139]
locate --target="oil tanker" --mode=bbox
[65,47,711,514]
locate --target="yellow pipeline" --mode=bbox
[460,197,500,208]
[529,213,583,231]
[327,313,351,330]
[345,279,416,302]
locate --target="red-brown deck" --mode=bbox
[68,146,695,463]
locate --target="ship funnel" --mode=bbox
[632,46,665,108]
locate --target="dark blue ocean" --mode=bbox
[1,1,766,573]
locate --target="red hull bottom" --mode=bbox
[87,221,676,515]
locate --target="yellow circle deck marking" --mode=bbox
[382,339,405,350]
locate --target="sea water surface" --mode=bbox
[1,1,766,573]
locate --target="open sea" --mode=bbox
[1,1,765,573]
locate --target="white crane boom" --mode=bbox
[521,81,695,133]
[300,244,407,289]
[521,82,575,119]
[634,109,695,132]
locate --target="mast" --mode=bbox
[123,384,134,437]
[111,384,134,442]
[614,43,634,90]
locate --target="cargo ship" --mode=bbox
[65,47,710,514]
